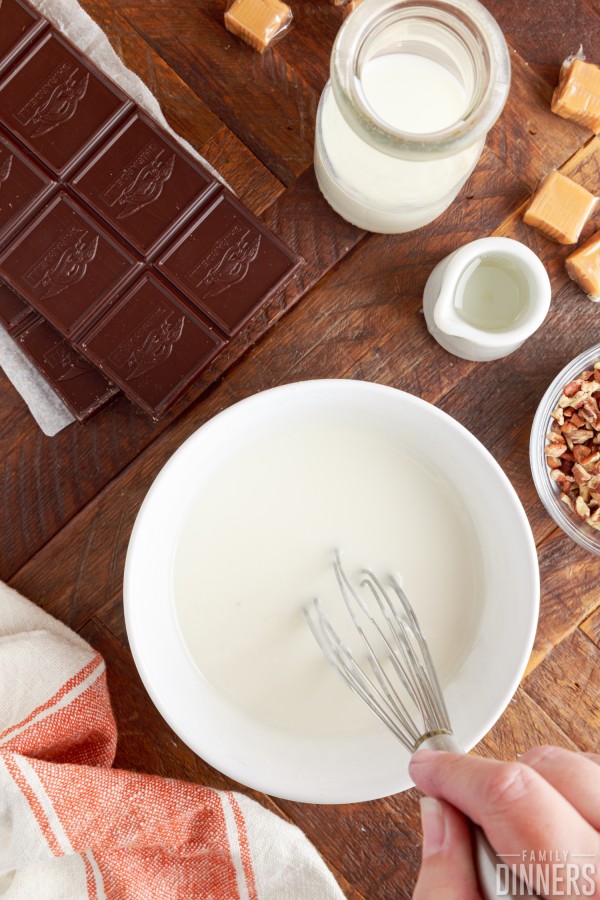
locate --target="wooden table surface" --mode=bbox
[3,1,600,897]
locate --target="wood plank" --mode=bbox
[199,126,284,215]
[479,687,579,759]
[487,51,591,192]
[580,604,600,648]
[258,145,528,394]
[523,628,600,750]
[116,0,320,183]
[81,3,224,148]
[527,530,600,672]
[483,0,600,87]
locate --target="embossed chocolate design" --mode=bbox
[189,225,261,299]
[24,67,90,138]
[43,340,94,381]
[103,146,176,220]
[72,112,216,255]
[0,154,13,187]
[157,193,299,337]
[80,274,224,419]
[0,193,139,337]
[37,232,99,301]
[0,32,130,176]
[109,309,185,381]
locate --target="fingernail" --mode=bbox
[409,749,439,770]
[420,796,446,857]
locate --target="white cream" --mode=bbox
[173,420,483,740]
[315,53,482,232]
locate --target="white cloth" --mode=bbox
[0,581,345,899]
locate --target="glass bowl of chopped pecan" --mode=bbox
[531,345,600,555]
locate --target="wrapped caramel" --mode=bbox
[552,53,600,133]
[224,0,292,53]
[566,231,600,301]
[523,171,597,245]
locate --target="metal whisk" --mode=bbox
[304,550,457,754]
[304,550,525,900]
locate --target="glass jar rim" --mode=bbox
[330,0,511,161]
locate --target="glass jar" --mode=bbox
[314,0,511,233]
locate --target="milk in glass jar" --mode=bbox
[314,0,510,233]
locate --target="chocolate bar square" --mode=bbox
[72,111,218,256]
[18,316,118,420]
[0,278,36,333]
[0,31,131,177]
[0,131,55,246]
[78,273,224,419]
[156,192,299,336]
[0,0,48,75]
[0,192,141,337]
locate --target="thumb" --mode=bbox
[413,797,482,899]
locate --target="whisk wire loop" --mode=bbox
[305,551,452,752]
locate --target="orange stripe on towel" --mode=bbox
[227,791,258,900]
[0,653,104,743]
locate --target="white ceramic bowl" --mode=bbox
[125,380,539,803]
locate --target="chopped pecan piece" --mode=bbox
[545,364,600,534]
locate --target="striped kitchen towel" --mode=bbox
[0,582,345,899]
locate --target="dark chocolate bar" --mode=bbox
[72,111,218,256]
[0,130,55,248]
[0,0,302,423]
[156,192,301,337]
[0,0,48,76]
[79,273,223,419]
[0,277,36,333]
[0,31,132,177]
[0,191,141,337]
[18,316,118,421]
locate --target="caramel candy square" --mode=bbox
[566,230,600,301]
[552,58,600,133]
[523,171,597,244]
[224,0,292,53]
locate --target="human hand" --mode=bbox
[409,745,600,899]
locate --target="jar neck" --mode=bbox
[330,0,510,161]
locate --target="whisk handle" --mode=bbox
[416,734,533,900]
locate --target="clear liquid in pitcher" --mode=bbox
[454,254,530,333]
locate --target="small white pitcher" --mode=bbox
[423,237,551,361]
